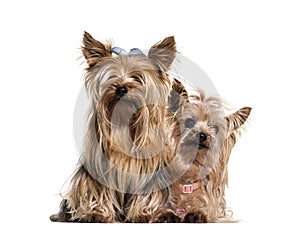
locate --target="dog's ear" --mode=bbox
[169,78,188,112]
[82,31,112,69]
[226,107,251,133]
[148,36,176,70]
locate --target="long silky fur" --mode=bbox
[151,90,251,223]
[51,32,177,222]
[207,106,251,222]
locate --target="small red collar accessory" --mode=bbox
[178,181,202,194]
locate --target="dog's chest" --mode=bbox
[177,164,201,184]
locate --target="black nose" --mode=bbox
[196,132,207,143]
[115,87,128,97]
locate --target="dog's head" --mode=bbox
[81,32,177,155]
[177,102,221,151]
[169,91,226,179]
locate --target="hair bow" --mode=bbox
[112,47,146,57]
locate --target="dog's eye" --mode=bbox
[184,118,196,128]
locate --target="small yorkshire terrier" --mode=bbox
[50,32,178,222]
[152,91,251,223]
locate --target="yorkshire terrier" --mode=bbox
[50,32,178,222]
[152,90,251,223]
[50,32,251,223]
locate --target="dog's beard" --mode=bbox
[103,84,168,159]
[169,137,219,181]
[84,106,169,194]
[86,82,171,194]
[109,107,166,160]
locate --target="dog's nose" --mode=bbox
[115,87,128,97]
[196,132,207,143]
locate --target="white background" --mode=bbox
[1,0,299,240]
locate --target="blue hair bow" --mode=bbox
[112,47,146,57]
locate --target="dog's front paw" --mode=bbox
[151,210,181,223]
[183,212,208,223]
[50,199,72,222]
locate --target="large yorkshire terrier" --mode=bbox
[152,90,251,223]
[50,32,178,222]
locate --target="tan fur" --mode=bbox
[50,33,251,223]
[152,91,251,223]
[50,32,177,222]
